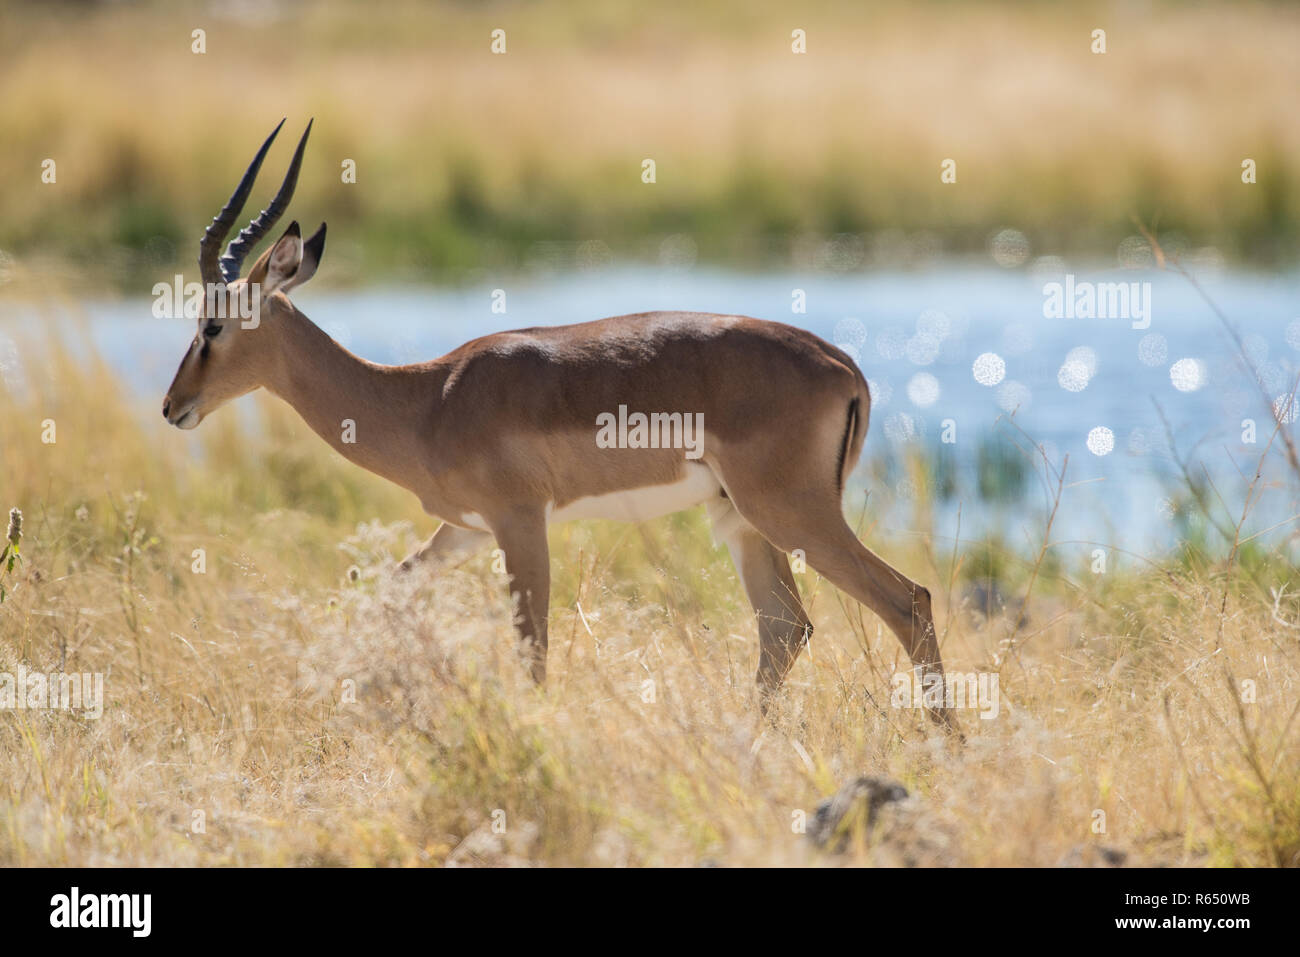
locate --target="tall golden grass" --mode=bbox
[0,330,1296,866]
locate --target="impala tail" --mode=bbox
[838,368,872,494]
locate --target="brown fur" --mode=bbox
[167,130,956,732]
[165,298,956,731]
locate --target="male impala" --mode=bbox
[163,121,957,731]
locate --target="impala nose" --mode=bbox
[162,396,171,419]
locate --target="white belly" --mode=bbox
[456,464,723,531]
[549,463,721,524]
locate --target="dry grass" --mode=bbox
[1,334,1297,867]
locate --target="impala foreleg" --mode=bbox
[487,508,551,684]
[397,522,492,573]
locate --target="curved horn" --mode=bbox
[198,118,285,287]
[219,119,313,283]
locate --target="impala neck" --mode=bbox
[262,307,440,493]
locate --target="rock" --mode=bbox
[1058,843,1127,867]
[806,775,959,865]
[444,820,538,867]
[807,775,910,852]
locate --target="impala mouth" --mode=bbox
[170,405,200,430]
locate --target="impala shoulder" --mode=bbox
[262,290,299,320]
[437,335,547,403]
[445,329,554,363]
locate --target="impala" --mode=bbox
[163,120,958,731]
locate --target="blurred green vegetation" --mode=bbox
[0,0,1298,291]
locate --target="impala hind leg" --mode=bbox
[726,490,957,733]
[710,500,812,708]
[487,508,551,684]
[397,522,491,573]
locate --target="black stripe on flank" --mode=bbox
[836,396,858,494]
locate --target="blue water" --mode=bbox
[3,264,1298,561]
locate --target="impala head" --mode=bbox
[163,119,327,430]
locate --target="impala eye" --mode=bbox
[203,323,223,338]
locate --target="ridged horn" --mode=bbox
[197,118,286,287]
[217,120,313,283]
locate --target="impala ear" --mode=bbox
[279,223,326,293]
[247,221,303,295]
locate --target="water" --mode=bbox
[3,264,1298,561]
